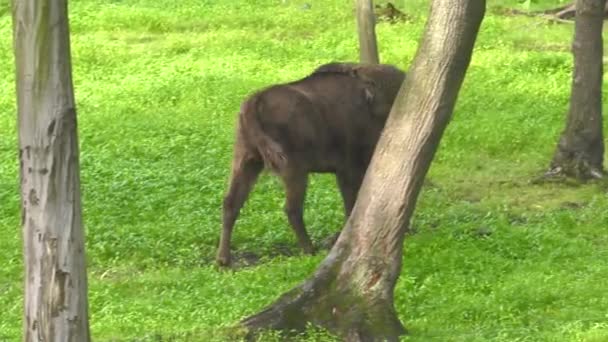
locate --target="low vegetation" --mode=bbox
[0,0,607,340]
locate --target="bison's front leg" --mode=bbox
[282,171,315,254]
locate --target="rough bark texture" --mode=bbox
[356,0,380,64]
[241,0,486,340]
[12,0,91,341]
[548,0,605,179]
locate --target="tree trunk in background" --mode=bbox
[356,0,380,64]
[548,0,605,180]
[242,0,485,340]
[12,0,91,340]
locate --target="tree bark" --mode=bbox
[241,0,486,340]
[12,0,91,341]
[356,0,380,64]
[548,0,605,180]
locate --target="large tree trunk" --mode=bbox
[241,0,485,340]
[356,0,380,64]
[548,0,605,179]
[12,0,91,341]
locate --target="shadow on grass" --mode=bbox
[228,233,340,269]
[99,324,336,342]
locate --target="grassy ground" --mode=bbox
[1,0,608,340]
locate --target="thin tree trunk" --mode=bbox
[548,0,605,179]
[12,0,91,341]
[356,0,380,64]
[241,0,485,340]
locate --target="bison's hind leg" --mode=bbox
[336,168,365,218]
[217,149,264,267]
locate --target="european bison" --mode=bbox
[217,62,406,266]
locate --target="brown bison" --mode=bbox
[217,62,406,266]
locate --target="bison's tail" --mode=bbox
[239,95,287,172]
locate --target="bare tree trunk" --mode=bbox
[548,0,605,180]
[241,0,485,340]
[356,0,380,64]
[12,0,91,341]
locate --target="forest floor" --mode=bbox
[1,0,607,341]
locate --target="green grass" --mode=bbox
[1,0,608,340]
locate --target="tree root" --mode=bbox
[562,167,603,181]
[240,270,406,341]
[531,166,604,186]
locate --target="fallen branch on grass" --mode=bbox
[497,2,608,23]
